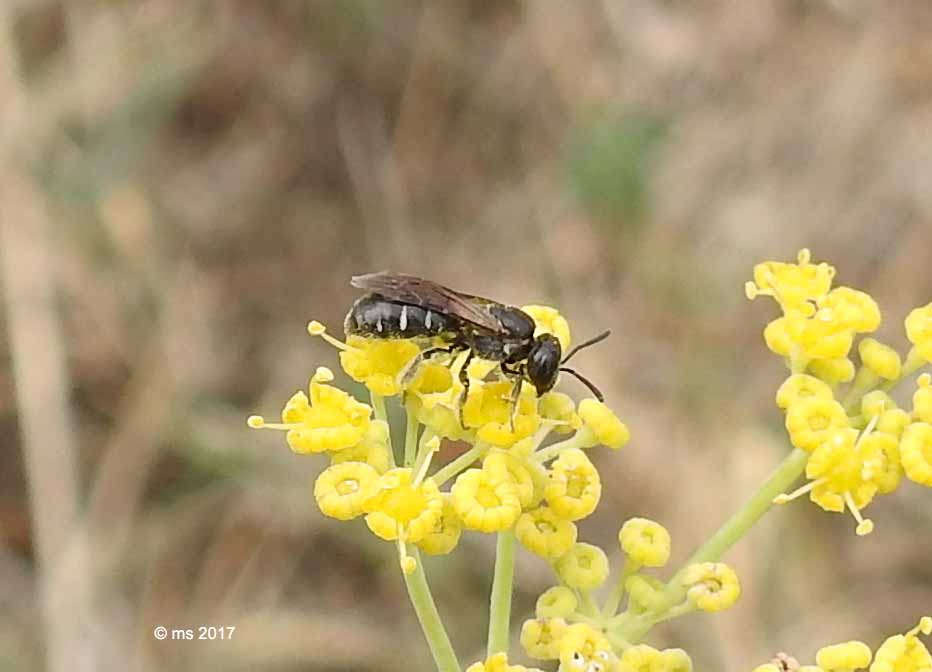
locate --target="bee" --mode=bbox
[344,271,609,402]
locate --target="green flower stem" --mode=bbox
[403,549,460,672]
[842,366,880,413]
[601,558,639,618]
[370,392,395,465]
[487,530,516,657]
[534,435,584,463]
[578,590,599,617]
[432,443,485,487]
[404,405,419,467]
[616,447,809,642]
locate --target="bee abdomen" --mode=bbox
[344,294,453,338]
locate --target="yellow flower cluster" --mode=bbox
[752,617,931,672]
[249,306,629,574]
[520,517,736,668]
[750,251,932,535]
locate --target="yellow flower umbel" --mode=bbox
[363,467,443,574]
[747,250,880,375]
[681,562,741,612]
[247,367,372,454]
[870,617,932,672]
[465,652,545,672]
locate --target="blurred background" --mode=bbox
[2,1,932,670]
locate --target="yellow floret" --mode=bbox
[808,357,855,385]
[901,422,932,487]
[877,408,912,438]
[913,374,932,423]
[535,586,578,619]
[658,648,693,672]
[520,617,567,661]
[339,335,421,397]
[576,399,631,449]
[558,623,614,671]
[905,303,932,363]
[544,449,601,521]
[819,287,881,334]
[861,391,896,420]
[249,367,373,454]
[870,617,932,672]
[465,652,545,672]
[416,494,462,555]
[618,517,672,568]
[616,643,662,672]
[747,249,835,310]
[681,562,741,612]
[522,304,572,351]
[451,468,522,532]
[785,397,849,452]
[516,506,577,560]
[314,461,379,520]
[776,374,835,410]
[859,338,902,380]
[816,641,872,671]
[624,574,665,614]
[553,542,609,590]
[484,451,537,509]
[539,391,581,434]
[330,420,393,472]
[363,468,443,544]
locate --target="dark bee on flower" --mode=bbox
[344,271,609,400]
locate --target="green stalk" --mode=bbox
[601,558,639,618]
[616,447,809,642]
[487,530,516,656]
[403,549,460,672]
[370,392,395,465]
[432,443,485,487]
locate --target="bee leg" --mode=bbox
[398,345,454,387]
[457,350,473,427]
[500,363,524,431]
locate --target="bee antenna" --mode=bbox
[559,367,605,402]
[561,330,611,365]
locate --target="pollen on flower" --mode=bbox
[681,562,741,612]
[618,517,672,568]
[247,415,265,428]
[307,320,327,336]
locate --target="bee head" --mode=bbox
[526,329,611,401]
[526,334,562,395]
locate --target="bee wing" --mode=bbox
[351,271,505,333]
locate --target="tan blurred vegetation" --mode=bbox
[2,1,932,670]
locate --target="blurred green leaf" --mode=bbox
[565,109,669,231]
